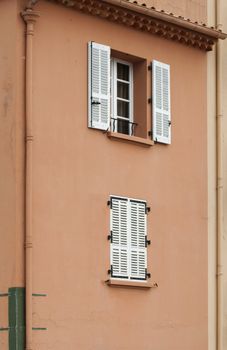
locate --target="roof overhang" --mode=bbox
[48,0,227,51]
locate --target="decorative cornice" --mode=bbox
[48,0,227,51]
[105,0,226,40]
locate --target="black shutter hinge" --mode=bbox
[148,64,152,71]
[169,121,171,126]
[145,268,151,279]
[148,97,152,104]
[107,231,113,243]
[92,100,101,105]
[107,200,112,209]
[108,265,113,276]
[145,238,151,247]
[145,206,151,214]
[148,130,153,137]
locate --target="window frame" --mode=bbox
[111,58,134,135]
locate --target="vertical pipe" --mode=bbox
[8,287,25,350]
[216,0,223,350]
[21,9,39,350]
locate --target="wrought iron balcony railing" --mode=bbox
[111,118,138,136]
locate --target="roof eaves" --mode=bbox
[104,0,227,40]
[47,0,227,50]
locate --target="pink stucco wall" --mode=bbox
[0,1,208,349]
[0,1,25,348]
[31,2,207,349]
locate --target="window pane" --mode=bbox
[117,63,129,81]
[117,119,130,135]
[117,82,129,100]
[117,100,129,118]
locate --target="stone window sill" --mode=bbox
[107,132,154,147]
[105,279,158,289]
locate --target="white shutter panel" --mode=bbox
[130,200,147,280]
[88,42,110,130]
[152,60,171,144]
[110,198,129,279]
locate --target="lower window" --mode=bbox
[108,196,150,281]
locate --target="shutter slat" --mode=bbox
[152,60,171,144]
[88,42,110,130]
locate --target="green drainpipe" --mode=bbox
[8,287,25,350]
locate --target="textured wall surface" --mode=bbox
[0,0,25,349]
[0,1,209,349]
[30,2,208,350]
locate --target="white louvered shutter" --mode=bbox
[130,200,147,280]
[88,42,110,130]
[110,198,129,279]
[152,60,171,144]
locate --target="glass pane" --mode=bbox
[117,119,130,135]
[117,100,129,118]
[117,63,129,81]
[117,82,129,100]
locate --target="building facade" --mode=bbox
[0,1,225,349]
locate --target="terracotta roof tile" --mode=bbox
[121,0,222,33]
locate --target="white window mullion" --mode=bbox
[114,60,118,132]
[111,59,133,135]
[111,59,117,132]
[129,65,133,128]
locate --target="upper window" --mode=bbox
[111,59,134,136]
[108,196,151,281]
[88,41,171,144]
